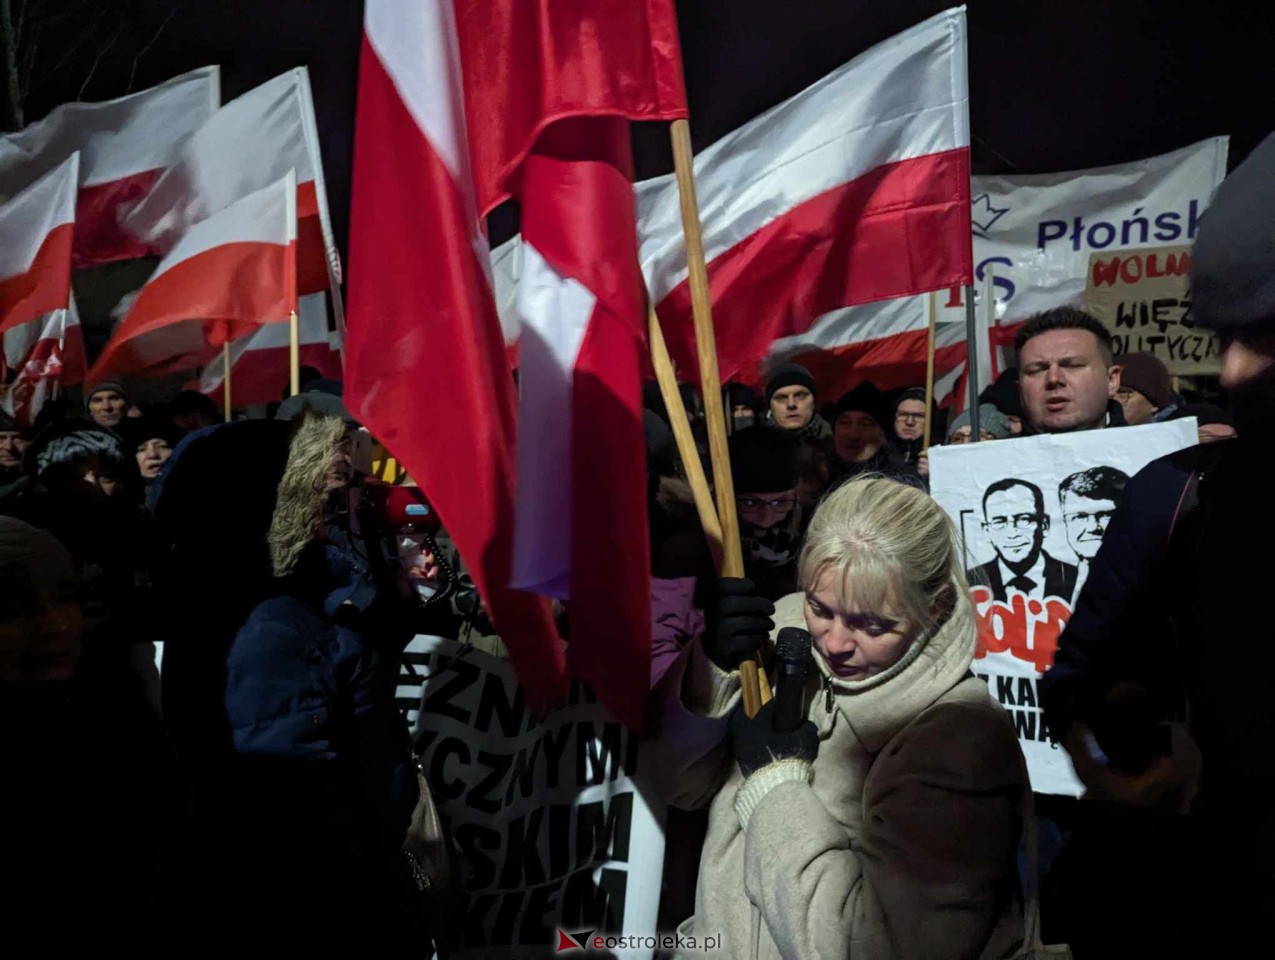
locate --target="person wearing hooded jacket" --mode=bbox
[647,477,1025,959]
[221,410,420,939]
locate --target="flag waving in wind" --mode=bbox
[0,67,220,267]
[640,7,973,384]
[89,172,297,383]
[345,2,686,725]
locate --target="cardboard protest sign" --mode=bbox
[1084,244,1220,374]
[929,422,1197,795]
[406,636,666,960]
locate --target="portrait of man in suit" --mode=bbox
[967,478,1078,603]
[1058,466,1129,602]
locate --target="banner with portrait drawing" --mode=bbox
[929,422,1197,795]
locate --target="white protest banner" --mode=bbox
[929,422,1197,795]
[407,636,666,959]
[1084,244,1219,374]
[969,136,1228,327]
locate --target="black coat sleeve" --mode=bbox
[1039,449,1197,741]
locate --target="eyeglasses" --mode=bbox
[895,412,927,422]
[984,514,1042,532]
[737,496,798,513]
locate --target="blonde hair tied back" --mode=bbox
[797,476,969,635]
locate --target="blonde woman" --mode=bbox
[651,477,1026,959]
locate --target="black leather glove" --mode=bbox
[701,577,774,672]
[730,698,820,779]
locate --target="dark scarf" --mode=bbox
[741,505,804,568]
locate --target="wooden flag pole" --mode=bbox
[289,309,300,396]
[923,290,939,450]
[669,118,769,714]
[649,305,724,571]
[222,342,233,423]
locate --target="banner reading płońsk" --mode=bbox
[929,423,1197,795]
[970,137,1228,326]
[408,636,665,959]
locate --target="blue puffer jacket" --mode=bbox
[224,545,419,920]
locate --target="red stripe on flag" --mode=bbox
[89,241,294,380]
[344,37,564,707]
[296,181,328,296]
[658,148,973,383]
[773,332,969,404]
[457,0,688,215]
[74,171,162,267]
[203,341,341,407]
[0,222,74,335]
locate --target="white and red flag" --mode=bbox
[2,299,86,428]
[88,172,297,383]
[195,293,341,408]
[0,67,220,267]
[345,1,685,725]
[122,68,341,300]
[0,153,83,427]
[639,7,973,384]
[0,153,77,337]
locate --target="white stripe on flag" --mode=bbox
[510,242,595,598]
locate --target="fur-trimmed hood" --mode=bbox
[269,411,346,577]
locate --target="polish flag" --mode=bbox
[345,1,685,724]
[0,67,221,267]
[639,7,973,383]
[88,172,297,382]
[759,295,973,403]
[196,292,342,408]
[121,69,341,301]
[345,2,563,708]
[1,299,86,428]
[0,153,77,336]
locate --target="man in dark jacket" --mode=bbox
[1039,130,1275,952]
[825,382,922,489]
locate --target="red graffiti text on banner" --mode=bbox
[971,586,1072,673]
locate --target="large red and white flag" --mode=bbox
[0,153,77,336]
[122,68,341,300]
[460,0,684,730]
[0,67,220,267]
[346,1,684,725]
[88,172,297,382]
[196,292,341,407]
[640,7,973,382]
[346,2,564,709]
[2,299,86,428]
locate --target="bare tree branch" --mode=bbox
[127,0,184,93]
[25,4,107,97]
[0,0,23,129]
[77,20,125,100]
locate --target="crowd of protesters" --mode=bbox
[2,133,1271,956]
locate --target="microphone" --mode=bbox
[773,627,813,732]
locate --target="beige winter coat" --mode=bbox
[647,589,1026,960]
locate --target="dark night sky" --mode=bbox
[22,0,1275,257]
